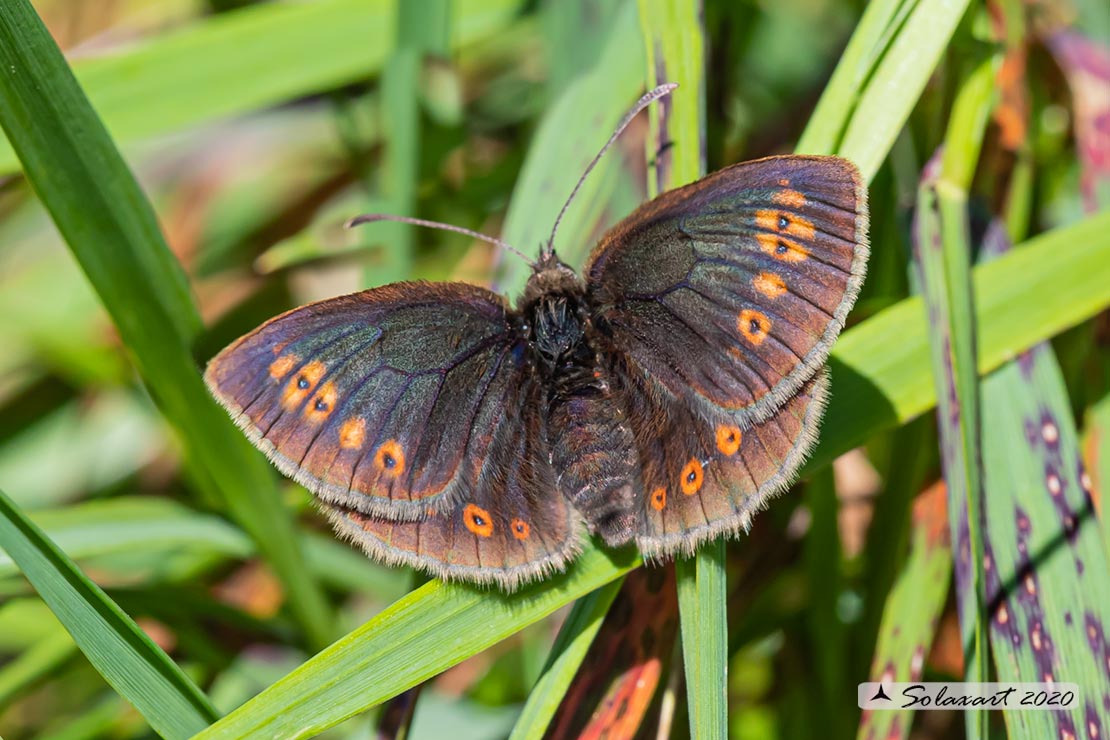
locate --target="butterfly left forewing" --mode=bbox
[619,364,829,558]
[319,375,583,589]
[586,155,866,427]
[205,282,527,520]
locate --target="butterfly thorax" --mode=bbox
[518,254,639,546]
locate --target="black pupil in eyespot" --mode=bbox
[776,242,788,253]
[473,514,485,526]
[687,471,696,482]
[516,523,524,531]
[314,399,327,411]
[297,377,309,389]
[779,215,789,229]
[749,319,761,333]
[382,454,395,468]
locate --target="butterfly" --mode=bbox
[204,86,869,590]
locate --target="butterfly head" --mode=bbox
[523,247,580,305]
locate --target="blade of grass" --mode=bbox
[912,54,997,739]
[508,579,622,739]
[189,209,1110,739]
[193,545,641,739]
[0,488,218,738]
[0,0,333,648]
[0,0,523,175]
[638,3,725,737]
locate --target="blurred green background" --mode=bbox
[0,0,1109,738]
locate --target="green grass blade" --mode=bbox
[192,546,640,739]
[188,208,1110,739]
[976,224,1110,738]
[0,0,521,175]
[798,0,972,179]
[508,579,622,740]
[638,3,725,737]
[0,488,218,738]
[857,484,952,740]
[0,0,333,648]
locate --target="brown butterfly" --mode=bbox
[204,86,869,589]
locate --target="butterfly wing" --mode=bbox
[319,375,582,589]
[619,363,829,558]
[585,155,867,426]
[204,282,528,520]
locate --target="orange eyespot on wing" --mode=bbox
[282,360,327,410]
[757,233,809,262]
[373,440,405,477]
[680,459,704,495]
[650,487,667,510]
[463,503,494,537]
[716,425,742,456]
[511,518,531,540]
[305,381,338,422]
[771,189,806,207]
[737,309,771,346]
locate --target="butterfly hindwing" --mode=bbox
[204,282,527,520]
[319,375,583,588]
[621,365,829,557]
[586,155,867,426]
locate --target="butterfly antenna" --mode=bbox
[345,213,532,263]
[544,82,677,257]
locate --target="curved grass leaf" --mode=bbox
[0,0,522,175]
[0,488,218,738]
[496,0,643,293]
[0,0,333,648]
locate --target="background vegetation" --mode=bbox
[0,0,1108,738]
